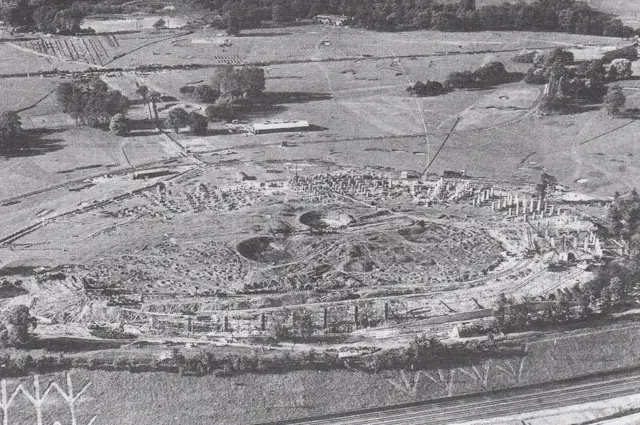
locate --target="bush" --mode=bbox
[166,107,189,133]
[602,45,638,63]
[407,80,447,96]
[179,86,196,95]
[608,58,633,80]
[524,67,548,84]
[538,93,570,114]
[446,70,475,88]
[604,85,626,116]
[188,112,208,135]
[109,113,129,136]
[543,48,574,68]
[513,50,538,63]
[205,96,239,122]
[193,84,220,103]
[445,62,510,89]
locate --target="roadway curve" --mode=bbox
[255,368,640,425]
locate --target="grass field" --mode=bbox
[4,321,640,425]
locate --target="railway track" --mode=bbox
[258,369,640,425]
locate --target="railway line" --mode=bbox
[257,368,640,425]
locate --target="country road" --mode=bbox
[256,368,640,425]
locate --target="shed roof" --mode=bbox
[252,120,309,131]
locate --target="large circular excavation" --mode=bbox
[237,236,294,264]
[299,210,355,230]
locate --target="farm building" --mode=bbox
[191,37,231,46]
[133,168,174,180]
[250,120,309,135]
[314,15,353,26]
[443,170,467,179]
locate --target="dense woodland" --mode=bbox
[186,0,639,37]
[2,0,640,38]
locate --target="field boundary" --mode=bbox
[0,44,567,79]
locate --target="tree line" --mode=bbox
[188,0,639,38]
[1,0,87,34]
[407,61,512,97]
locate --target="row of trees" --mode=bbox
[492,269,636,335]
[189,0,639,37]
[56,78,130,127]
[407,61,511,97]
[1,0,86,34]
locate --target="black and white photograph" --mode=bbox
[0,0,640,424]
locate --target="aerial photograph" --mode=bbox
[1,0,640,424]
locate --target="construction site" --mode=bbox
[0,155,609,349]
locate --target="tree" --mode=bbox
[609,276,627,303]
[473,61,509,87]
[431,12,460,31]
[493,292,511,331]
[206,96,238,122]
[166,108,189,133]
[542,48,574,68]
[188,112,208,135]
[135,85,153,120]
[30,4,85,34]
[407,80,446,97]
[57,80,129,128]
[0,111,24,151]
[227,12,241,36]
[2,304,36,347]
[149,91,161,122]
[291,311,314,341]
[236,66,266,98]
[193,84,220,103]
[56,82,75,112]
[153,18,166,29]
[272,2,293,24]
[83,89,129,127]
[445,70,475,88]
[211,66,265,99]
[604,85,626,117]
[1,0,34,28]
[524,67,548,84]
[536,173,557,202]
[538,93,570,114]
[109,113,129,136]
[586,59,606,83]
[608,59,633,81]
